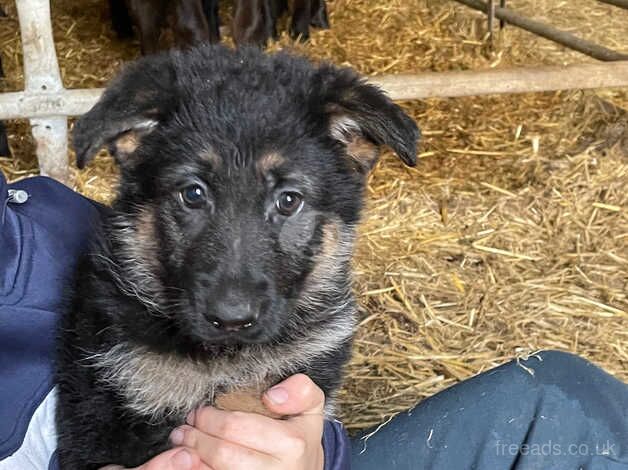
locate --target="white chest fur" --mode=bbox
[86,314,354,421]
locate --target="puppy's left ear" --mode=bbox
[318,66,420,173]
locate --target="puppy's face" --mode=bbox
[74,46,419,350]
[120,131,362,347]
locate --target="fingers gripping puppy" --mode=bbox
[56,45,420,469]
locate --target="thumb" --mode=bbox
[262,374,326,416]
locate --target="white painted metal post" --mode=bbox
[16,0,69,182]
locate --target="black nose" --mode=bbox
[207,299,261,332]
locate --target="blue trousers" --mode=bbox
[351,351,628,469]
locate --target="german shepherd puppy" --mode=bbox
[56,45,419,469]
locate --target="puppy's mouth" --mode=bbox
[191,315,275,348]
[194,334,269,357]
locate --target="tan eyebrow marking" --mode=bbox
[199,149,222,168]
[256,152,285,174]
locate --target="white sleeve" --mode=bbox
[0,388,58,470]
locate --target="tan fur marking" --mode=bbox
[115,132,141,155]
[134,209,160,272]
[345,136,379,171]
[102,207,164,311]
[257,152,285,174]
[199,149,221,168]
[320,223,340,261]
[298,220,353,302]
[329,116,379,171]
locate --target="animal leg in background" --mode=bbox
[270,0,288,39]
[124,0,210,55]
[202,0,220,43]
[128,1,164,55]
[290,0,329,40]
[290,0,311,41]
[171,0,211,49]
[109,0,135,39]
[233,0,275,46]
[310,0,329,29]
[0,123,9,158]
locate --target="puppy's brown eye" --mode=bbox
[275,191,303,216]
[180,184,207,208]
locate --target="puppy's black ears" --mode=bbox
[318,66,420,173]
[73,56,178,169]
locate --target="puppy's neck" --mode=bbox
[87,302,356,421]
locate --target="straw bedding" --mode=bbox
[0,0,626,431]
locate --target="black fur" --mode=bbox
[57,45,419,469]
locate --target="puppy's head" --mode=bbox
[75,46,419,350]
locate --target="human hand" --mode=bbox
[169,374,326,470]
[100,447,208,470]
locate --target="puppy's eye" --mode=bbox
[275,191,303,216]
[180,184,207,208]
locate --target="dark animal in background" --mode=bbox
[309,0,330,29]
[231,0,330,45]
[108,0,135,39]
[232,0,277,46]
[109,0,213,54]
[289,0,330,41]
[56,45,419,469]
[0,122,9,158]
[261,0,330,43]
[109,0,331,52]
[202,0,221,43]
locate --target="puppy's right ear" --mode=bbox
[73,56,178,169]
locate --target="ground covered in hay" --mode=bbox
[1,0,626,431]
